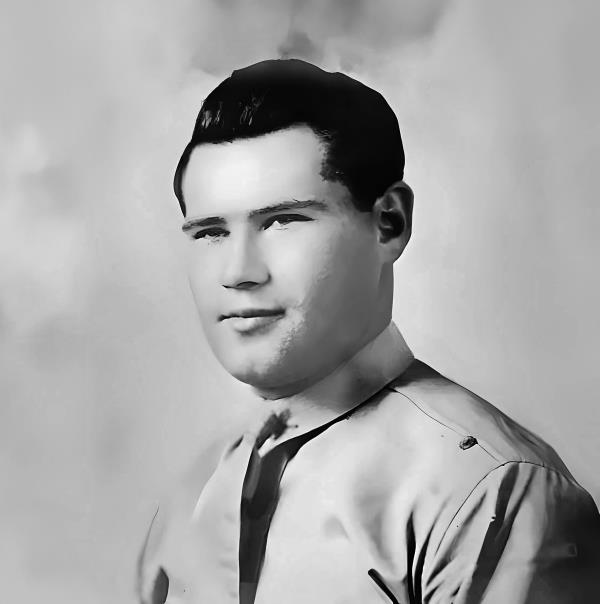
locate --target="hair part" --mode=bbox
[173,59,405,216]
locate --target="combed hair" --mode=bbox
[173,59,405,215]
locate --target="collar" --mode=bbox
[243,321,414,454]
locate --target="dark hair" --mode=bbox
[173,59,405,215]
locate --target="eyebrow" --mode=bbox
[181,199,329,232]
[181,216,226,232]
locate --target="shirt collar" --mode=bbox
[244,321,414,453]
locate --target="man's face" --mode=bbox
[181,126,389,394]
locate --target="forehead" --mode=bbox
[182,126,336,217]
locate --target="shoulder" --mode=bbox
[344,359,594,540]
[378,359,572,475]
[348,360,600,593]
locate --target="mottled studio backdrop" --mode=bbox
[1,1,599,602]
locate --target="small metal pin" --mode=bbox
[459,435,478,450]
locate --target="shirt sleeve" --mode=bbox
[424,461,600,604]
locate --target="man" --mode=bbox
[137,59,600,603]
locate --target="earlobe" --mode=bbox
[373,181,413,256]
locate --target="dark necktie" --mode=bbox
[238,415,309,604]
[238,386,392,604]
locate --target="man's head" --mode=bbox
[177,59,413,397]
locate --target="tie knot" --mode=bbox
[255,409,292,449]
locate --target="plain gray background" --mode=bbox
[1,0,598,602]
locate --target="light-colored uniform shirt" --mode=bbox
[138,322,600,603]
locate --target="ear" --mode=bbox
[372,180,413,262]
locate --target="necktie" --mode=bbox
[239,414,304,604]
[238,386,393,604]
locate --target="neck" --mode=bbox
[244,321,414,450]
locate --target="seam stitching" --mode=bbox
[386,386,501,463]
[435,460,582,556]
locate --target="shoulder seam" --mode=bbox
[385,386,500,463]
[434,460,584,557]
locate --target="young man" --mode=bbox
[138,59,600,603]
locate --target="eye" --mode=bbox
[263,214,312,230]
[192,227,229,241]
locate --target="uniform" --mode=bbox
[137,323,600,603]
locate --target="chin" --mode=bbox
[218,350,302,393]
[225,361,284,389]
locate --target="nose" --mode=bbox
[221,229,270,290]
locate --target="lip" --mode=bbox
[219,308,285,321]
[220,308,285,334]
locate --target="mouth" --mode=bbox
[219,308,286,334]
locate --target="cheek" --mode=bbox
[322,245,378,316]
[186,251,220,315]
[270,225,377,313]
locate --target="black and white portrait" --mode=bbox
[2,1,599,603]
